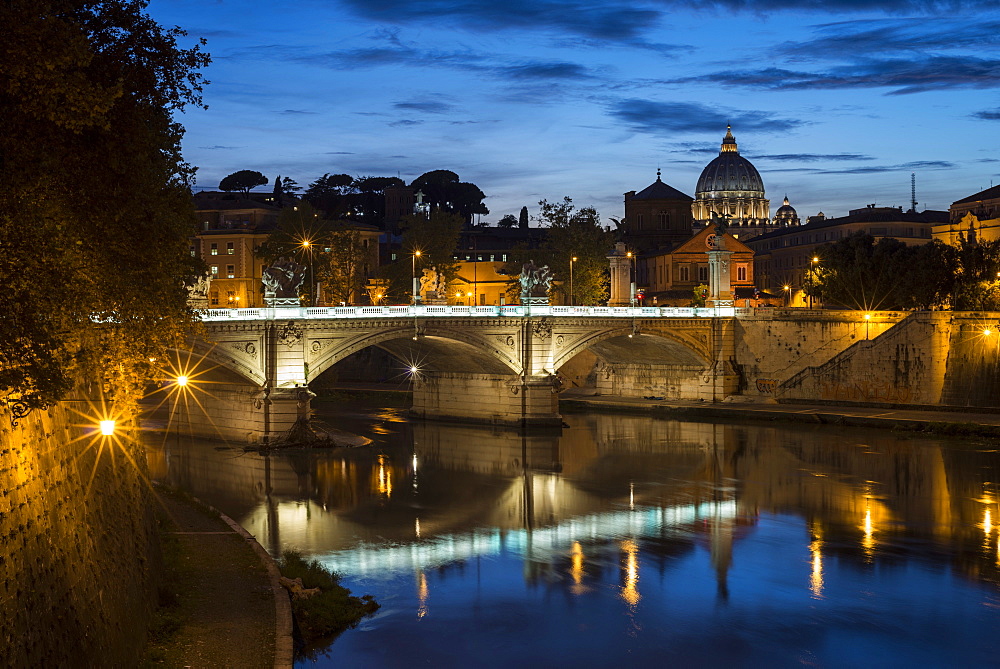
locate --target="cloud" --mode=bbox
[324,151,356,154]
[389,119,423,126]
[608,100,802,135]
[757,153,874,162]
[393,101,456,114]
[777,160,957,175]
[668,56,1000,95]
[336,0,662,42]
[973,108,1000,120]
[198,145,242,150]
[685,0,998,12]
[776,18,1000,60]
[278,109,318,115]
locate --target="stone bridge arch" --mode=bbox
[306,321,523,380]
[551,322,711,372]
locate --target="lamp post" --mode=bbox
[627,251,636,307]
[808,256,819,309]
[412,250,422,305]
[783,284,790,307]
[301,240,315,306]
[864,313,871,339]
[570,256,577,306]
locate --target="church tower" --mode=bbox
[692,125,770,239]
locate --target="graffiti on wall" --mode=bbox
[818,379,913,403]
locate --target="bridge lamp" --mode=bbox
[782,285,790,307]
[301,240,316,306]
[626,251,636,307]
[570,256,577,306]
[99,420,116,436]
[412,250,422,305]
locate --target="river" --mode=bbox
[144,396,1000,667]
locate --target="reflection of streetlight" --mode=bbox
[411,250,422,305]
[570,256,577,306]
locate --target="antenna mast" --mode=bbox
[910,172,918,212]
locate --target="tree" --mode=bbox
[811,232,955,310]
[387,209,464,301]
[352,175,404,223]
[536,197,615,305]
[0,0,210,409]
[498,214,518,228]
[304,173,354,216]
[410,170,488,225]
[953,237,1000,310]
[219,169,268,195]
[519,206,529,229]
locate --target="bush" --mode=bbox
[278,551,379,657]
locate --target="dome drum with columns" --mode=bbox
[692,125,771,236]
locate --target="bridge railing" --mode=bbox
[197,304,736,321]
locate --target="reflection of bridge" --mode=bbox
[308,500,738,577]
[183,306,740,442]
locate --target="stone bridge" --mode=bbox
[177,304,739,443]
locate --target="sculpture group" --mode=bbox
[519,260,553,300]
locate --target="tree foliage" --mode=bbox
[219,169,268,195]
[536,197,614,305]
[410,170,488,225]
[497,214,517,228]
[811,233,957,310]
[379,209,465,302]
[0,0,210,408]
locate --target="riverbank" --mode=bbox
[560,393,1000,437]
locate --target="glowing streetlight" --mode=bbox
[626,251,636,307]
[808,256,819,309]
[301,240,316,306]
[782,284,790,307]
[570,256,577,306]
[412,250,422,305]
[176,375,189,387]
[864,313,872,339]
[99,420,116,436]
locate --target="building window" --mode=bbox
[210,243,218,256]
[698,266,708,282]
[210,265,218,275]
[189,245,196,257]
[657,212,669,229]
[637,214,644,230]
[679,265,690,282]
[226,264,235,278]
[210,291,218,306]
[227,242,234,255]
[737,266,747,281]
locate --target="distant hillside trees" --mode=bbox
[219,170,268,195]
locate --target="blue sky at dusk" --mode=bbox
[149,0,1000,223]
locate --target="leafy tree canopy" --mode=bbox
[219,169,268,195]
[498,214,518,228]
[0,0,210,409]
[410,170,488,225]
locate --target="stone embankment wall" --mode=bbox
[0,398,159,665]
[736,311,1000,408]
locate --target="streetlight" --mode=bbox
[627,251,636,307]
[301,240,315,306]
[569,256,577,306]
[864,313,871,339]
[808,256,819,309]
[411,250,422,305]
[783,284,790,307]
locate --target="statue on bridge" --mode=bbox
[262,258,307,304]
[419,266,448,302]
[520,260,553,304]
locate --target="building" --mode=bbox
[193,192,286,308]
[636,226,755,306]
[622,170,695,252]
[692,125,772,239]
[934,185,1000,246]
[746,204,947,306]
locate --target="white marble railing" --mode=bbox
[198,304,741,321]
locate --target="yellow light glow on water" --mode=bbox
[99,420,115,436]
[376,454,392,497]
[571,541,584,585]
[417,571,429,619]
[415,517,421,538]
[620,539,640,607]
[809,538,824,598]
[984,508,993,536]
[629,482,635,511]
[862,503,876,557]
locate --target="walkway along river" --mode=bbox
[144,396,1000,667]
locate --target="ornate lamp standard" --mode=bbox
[411,250,422,305]
[808,256,819,309]
[783,284,791,307]
[626,251,636,307]
[301,240,315,306]
[569,256,577,306]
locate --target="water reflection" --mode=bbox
[145,410,1000,665]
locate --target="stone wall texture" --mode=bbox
[0,400,159,666]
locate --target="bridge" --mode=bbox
[178,306,1000,444]
[180,304,739,443]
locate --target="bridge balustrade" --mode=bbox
[197,305,735,321]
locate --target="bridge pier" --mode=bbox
[172,382,313,444]
[410,372,561,427]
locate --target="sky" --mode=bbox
[148,0,1000,224]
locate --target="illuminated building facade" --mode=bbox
[692,125,772,239]
[934,184,1000,246]
[622,170,695,252]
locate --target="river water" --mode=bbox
[145,398,1000,667]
